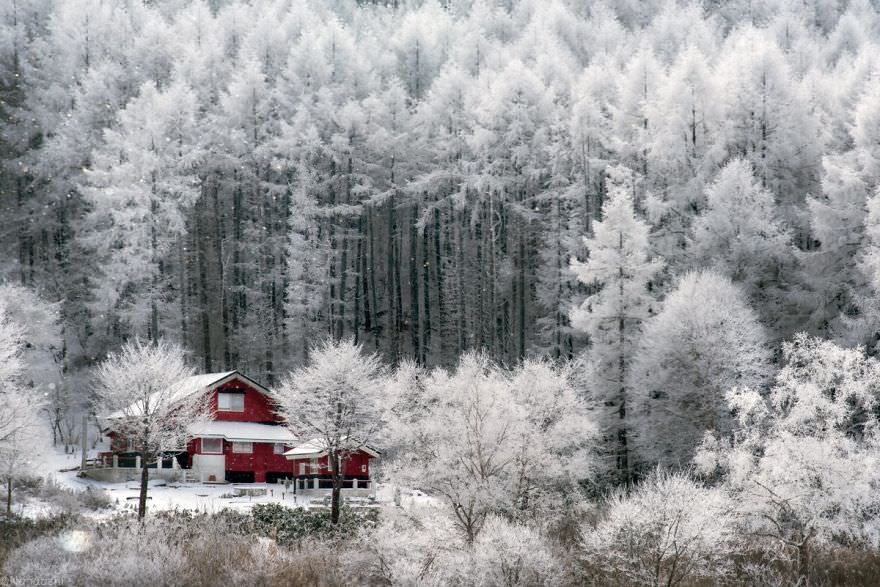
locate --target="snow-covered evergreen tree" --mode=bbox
[690,159,797,338]
[570,165,663,484]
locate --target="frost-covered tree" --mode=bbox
[283,167,328,365]
[0,285,69,446]
[581,469,737,587]
[713,27,823,225]
[82,79,202,342]
[806,156,870,338]
[631,270,772,469]
[853,186,880,349]
[0,299,47,516]
[645,45,720,265]
[0,400,46,517]
[689,159,797,337]
[571,165,663,484]
[696,335,880,579]
[93,339,208,519]
[389,353,596,543]
[272,338,385,525]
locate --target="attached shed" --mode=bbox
[284,439,379,489]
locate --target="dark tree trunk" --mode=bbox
[196,211,212,372]
[409,205,421,363]
[422,217,431,365]
[618,231,630,484]
[138,455,149,520]
[330,452,342,524]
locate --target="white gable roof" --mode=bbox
[189,421,295,443]
[283,438,380,459]
[105,370,269,420]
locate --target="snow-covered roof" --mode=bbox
[283,438,380,459]
[189,421,295,443]
[105,370,266,420]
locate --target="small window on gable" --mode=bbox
[218,391,245,412]
[232,442,253,454]
[273,443,286,454]
[201,438,223,454]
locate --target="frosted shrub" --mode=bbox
[83,526,188,587]
[249,503,377,545]
[469,516,565,587]
[355,507,566,587]
[4,522,187,587]
[357,505,466,586]
[581,470,736,586]
[3,535,78,583]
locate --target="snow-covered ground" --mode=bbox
[19,446,437,520]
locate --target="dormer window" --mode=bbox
[218,391,245,412]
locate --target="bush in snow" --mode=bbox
[247,502,377,546]
[4,520,188,587]
[580,469,737,586]
[0,513,78,570]
[355,506,566,587]
[354,505,465,586]
[468,515,566,587]
[3,510,357,586]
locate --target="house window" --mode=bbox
[125,438,136,452]
[218,392,245,412]
[310,458,319,473]
[201,438,223,454]
[232,442,253,454]
[298,463,307,475]
[273,443,286,454]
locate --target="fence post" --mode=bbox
[135,455,141,470]
[113,454,118,469]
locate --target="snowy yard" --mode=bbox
[13,447,431,521]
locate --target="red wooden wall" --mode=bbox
[209,379,282,423]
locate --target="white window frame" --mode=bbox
[273,443,286,455]
[232,441,253,454]
[201,438,223,454]
[217,392,245,412]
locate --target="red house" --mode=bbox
[184,371,296,483]
[101,370,381,486]
[104,371,296,483]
